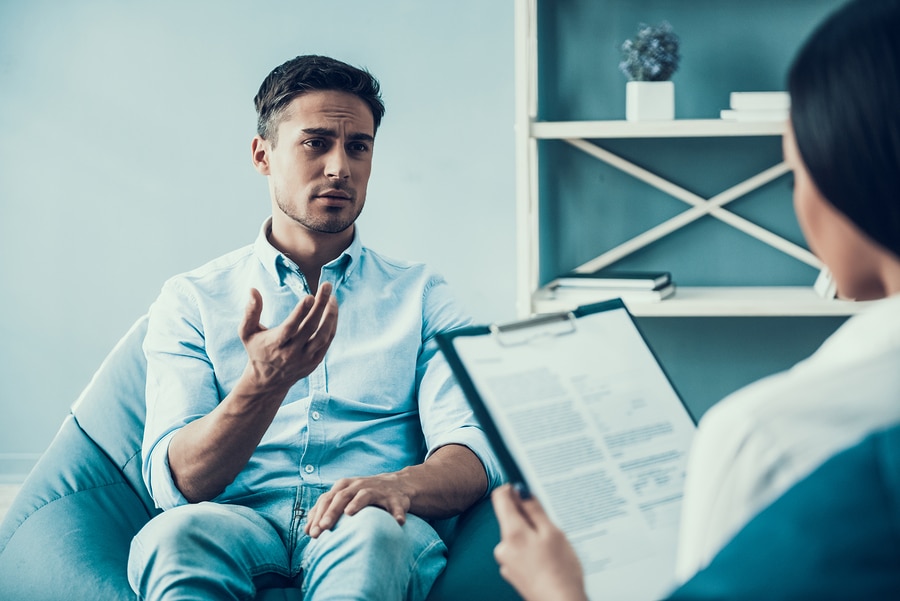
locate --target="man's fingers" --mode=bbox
[306,476,409,537]
[279,282,333,347]
[304,501,321,536]
[293,282,334,342]
[238,288,264,343]
[280,295,315,344]
[383,499,407,525]
[342,488,407,525]
[306,294,339,351]
[307,491,347,538]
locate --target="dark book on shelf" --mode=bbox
[554,269,672,290]
[547,282,676,305]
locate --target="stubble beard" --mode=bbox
[275,187,364,235]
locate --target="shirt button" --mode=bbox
[311,411,321,420]
[304,465,315,474]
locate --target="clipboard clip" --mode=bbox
[489,311,577,347]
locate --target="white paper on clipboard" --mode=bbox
[439,300,696,601]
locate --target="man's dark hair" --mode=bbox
[254,54,385,144]
[788,0,900,259]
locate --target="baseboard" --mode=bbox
[0,453,41,483]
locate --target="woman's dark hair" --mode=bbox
[254,55,385,144]
[788,0,900,259]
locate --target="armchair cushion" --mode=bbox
[0,416,152,600]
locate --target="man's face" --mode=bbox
[253,90,375,236]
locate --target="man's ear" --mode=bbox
[251,135,271,175]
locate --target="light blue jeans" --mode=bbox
[127,485,448,601]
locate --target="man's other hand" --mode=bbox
[304,473,413,538]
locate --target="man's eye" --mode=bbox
[349,143,369,153]
[305,139,327,149]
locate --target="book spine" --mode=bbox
[729,92,791,111]
[720,108,789,122]
[547,284,675,303]
[553,278,668,290]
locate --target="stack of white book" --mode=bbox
[720,92,790,122]
[537,269,675,311]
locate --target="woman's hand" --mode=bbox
[491,484,590,601]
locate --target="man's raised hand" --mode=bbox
[239,282,338,394]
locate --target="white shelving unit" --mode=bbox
[533,286,873,317]
[514,0,867,319]
[531,119,786,139]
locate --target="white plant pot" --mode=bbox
[626,81,675,121]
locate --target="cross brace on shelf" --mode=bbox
[564,138,823,274]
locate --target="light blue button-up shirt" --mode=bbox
[142,219,502,510]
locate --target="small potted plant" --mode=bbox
[619,21,680,121]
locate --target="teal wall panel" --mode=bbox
[537,136,812,285]
[537,0,846,121]
[637,316,847,420]
[534,0,852,421]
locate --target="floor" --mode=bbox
[0,484,21,522]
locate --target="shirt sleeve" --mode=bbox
[416,275,505,495]
[141,277,218,510]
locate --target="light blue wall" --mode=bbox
[0,0,855,479]
[0,1,517,477]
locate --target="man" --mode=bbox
[128,55,502,601]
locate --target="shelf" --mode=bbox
[514,0,812,319]
[532,286,870,317]
[530,119,787,140]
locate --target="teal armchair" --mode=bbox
[0,316,519,600]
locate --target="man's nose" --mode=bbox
[325,147,351,179]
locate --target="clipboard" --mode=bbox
[437,299,697,601]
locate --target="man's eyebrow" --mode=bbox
[301,127,374,143]
[301,127,336,137]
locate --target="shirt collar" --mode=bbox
[253,217,362,287]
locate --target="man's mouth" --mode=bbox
[315,189,353,201]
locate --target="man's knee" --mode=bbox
[323,506,446,564]
[302,507,447,601]
[129,502,290,598]
[135,503,232,550]
[130,501,283,572]
[341,506,406,544]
